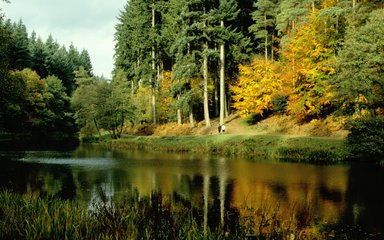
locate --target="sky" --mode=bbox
[1,0,126,79]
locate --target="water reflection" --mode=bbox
[0,146,383,236]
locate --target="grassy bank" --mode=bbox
[0,190,372,240]
[106,134,348,164]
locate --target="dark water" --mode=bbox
[0,144,383,235]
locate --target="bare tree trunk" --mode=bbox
[203,41,211,127]
[189,109,194,128]
[271,34,274,62]
[214,46,219,117]
[151,4,157,125]
[264,14,268,62]
[203,6,210,127]
[219,20,225,127]
[94,119,101,138]
[177,93,182,125]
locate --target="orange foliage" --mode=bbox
[281,11,336,120]
[157,70,175,123]
[231,58,281,117]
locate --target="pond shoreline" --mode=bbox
[102,134,349,164]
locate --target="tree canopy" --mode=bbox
[2,0,384,140]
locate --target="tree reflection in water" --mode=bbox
[1,148,384,238]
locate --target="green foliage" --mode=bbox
[334,9,384,115]
[249,0,280,59]
[111,133,348,163]
[0,189,368,240]
[347,116,384,161]
[272,94,288,113]
[7,20,31,70]
[72,69,135,139]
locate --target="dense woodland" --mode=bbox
[0,13,93,138]
[1,0,384,140]
[113,0,384,133]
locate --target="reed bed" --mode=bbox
[0,190,376,239]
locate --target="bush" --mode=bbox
[347,116,384,160]
[272,95,288,114]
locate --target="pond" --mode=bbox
[0,144,383,237]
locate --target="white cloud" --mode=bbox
[1,0,125,79]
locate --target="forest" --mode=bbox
[112,0,384,135]
[1,0,384,141]
[0,13,93,139]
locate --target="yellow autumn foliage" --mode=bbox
[281,10,336,120]
[231,58,281,117]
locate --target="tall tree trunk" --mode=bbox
[264,14,268,62]
[219,20,225,127]
[203,41,211,127]
[271,34,274,62]
[94,119,101,138]
[214,46,219,117]
[215,73,219,117]
[203,6,210,127]
[189,109,194,128]
[151,4,157,125]
[177,91,182,125]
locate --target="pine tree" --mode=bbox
[8,20,31,70]
[79,49,93,75]
[335,9,384,116]
[214,0,240,126]
[249,0,280,61]
[30,37,48,78]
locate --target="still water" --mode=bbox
[0,144,383,235]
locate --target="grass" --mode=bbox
[1,190,376,240]
[106,134,349,164]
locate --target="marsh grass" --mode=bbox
[0,190,376,239]
[108,134,348,164]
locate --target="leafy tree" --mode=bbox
[347,116,384,161]
[231,57,281,117]
[157,70,175,122]
[281,11,336,120]
[72,68,135,139]
[45,75,76,136]
[8,69,55,134]
[101,70,135,138]
[71,68,100,136]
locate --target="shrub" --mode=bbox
[346,116,384,160]
[272,95,288,114]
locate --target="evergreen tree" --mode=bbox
[30,37,48,78]
[334,9,384,116]
[8,20,31,70]
[114,0,152,88]
[249,0,280,61]
[213,0,240,126]
[79,49,93,76]
[276,0,310,35]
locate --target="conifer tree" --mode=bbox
[8,20,31,70]
[250,0,280,61]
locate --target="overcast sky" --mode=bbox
[1,0,126,79]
